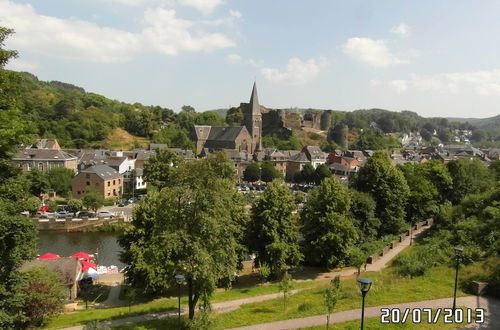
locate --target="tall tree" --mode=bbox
[247,180,302,275]
[446,159,493,204]
[260,161,282,183]
[350,151,410,236]
[143,148,182,190]
[47,167,74,197]
[119,153,247,319]
[243,162,261,182]
[301,177,358,268]
[82,189,104,212]
[300,163,315,183]
[349,190,380,241]
[314,163,332,184]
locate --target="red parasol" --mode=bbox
[80,261,97,272]
[71,252,91,260]
[37,253,60,260]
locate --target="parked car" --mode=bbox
[56,210,74,219]
[118,200,129,207]
[97,211,115,218]
[77,211,96,218]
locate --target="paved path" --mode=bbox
[230,296,500,330]
[298,223,430,281]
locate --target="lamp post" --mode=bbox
[452,247,463,312]
[357,278,372,330]
[175,274,185,330]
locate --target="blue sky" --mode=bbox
[2,0,500,118]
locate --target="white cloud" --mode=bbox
[107,0,145,5]
[178,0,224,15]
[342,37,408,68]
[5,58,38,71]
[389,70,500,95]
[0,1,235,62]
[142,7,234,55]
[226,53,241,64]
[390,80,408,92]
[229,10,241,18]
[391,23,411,38]
[261,57,329,85]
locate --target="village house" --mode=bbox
[20,257,82,300]
[72,165,123,199]
[13,149,78,172]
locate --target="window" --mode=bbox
[113,180,116,185]
[77,191,81,195]
[118,179,121,184]
[108,192,111,196]
[86,181,90,186]
[27,163,32,171]
[107,182,110,187]
[38,162,44,171]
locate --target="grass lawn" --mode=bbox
[77,284,111,306]
[111,265,469,330]
[44,273,319,329]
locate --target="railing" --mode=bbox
[34,215,130,231]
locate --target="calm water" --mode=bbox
[38,232,125,268]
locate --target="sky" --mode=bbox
[1,0,500,118]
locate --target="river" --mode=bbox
[38,232,125,268]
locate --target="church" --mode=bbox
[193,83,263,155]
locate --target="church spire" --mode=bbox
[249,82,260,115]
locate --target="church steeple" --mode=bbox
[249,82,261,115]
[244,82,263,152]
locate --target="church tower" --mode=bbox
[244,82,263,152]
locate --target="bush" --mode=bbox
[298,302,313,312]
[258,263,270,283]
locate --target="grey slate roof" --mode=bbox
[149,144,169,151]
[14,149,77,161]
[194,126,212,140]
[289,151,309,162]
[20,257,82,286]
[81,165,122,180]
[207,126,245,142]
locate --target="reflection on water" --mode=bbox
[38,232,124,268]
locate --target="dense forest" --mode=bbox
[7,71,500,151]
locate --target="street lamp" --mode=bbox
[357,278,372,330]
[452,247,463,312]
[175,274,185,330]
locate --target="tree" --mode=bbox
[260,161,282,182]
[398,163,439,227]
[247,180,302,276]
[349,190,380,241]
[490,160,500,182]
[301,177,358,268]
[119,153,247,319]
[446,159,493,204]
[314,163,331,184]
[25,168,49,196]
[47,167,74,196]
[350,151,410,236]
[243,162,261,182]
[348,247,366,275]
[324,276,341,330]
[300,163,315,183]
[181,105,196,113]
[82,189,104,212]
[18,267,66,328]
[278,272,293,310]
[143,148,182,190]
[67,199,83,214]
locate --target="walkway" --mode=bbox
[230,296,500,330]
